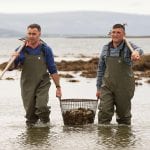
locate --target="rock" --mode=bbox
[80,70,97,78]
[56,54,150,78]
[135,82,143,86]
[5,77,14,80]
[68,79,80,82]
[145,80,150,84]
[0,61,17,71]
[56,57,98,78]
[132,55,150,71]
[59,73,74,78]
[0,62,7,71]
[1,54,149,79]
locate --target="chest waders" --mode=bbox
[21,46,51,125]
[98,43,135,124]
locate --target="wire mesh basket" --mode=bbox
[59,99,98,125]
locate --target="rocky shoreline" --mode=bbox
[0,54,150,84]
[56,55,150,82]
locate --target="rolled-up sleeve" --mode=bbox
[45,46,57,74]
[129,41,144,55]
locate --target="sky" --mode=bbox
[0,0,150,15]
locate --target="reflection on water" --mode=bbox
[0,123,149,150]
[0,58,149,149]
[17,127,51,149]
[97,125,136,150]
[22,128,50,145]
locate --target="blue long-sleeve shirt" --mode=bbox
[96,41,143,90]
[14,43,57,74]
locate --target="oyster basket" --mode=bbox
[59,99,98,125]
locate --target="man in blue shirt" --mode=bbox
[96,24,143,125]
[13,24,62,127]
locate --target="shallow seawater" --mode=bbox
[0,37,150,150]
[0,75,150,150]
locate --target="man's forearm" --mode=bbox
[129,42,144,55]
[50,73,61,88]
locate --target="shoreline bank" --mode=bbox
[0,55,150,83]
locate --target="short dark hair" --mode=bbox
[27,23,41,32]
[112,24,125,31]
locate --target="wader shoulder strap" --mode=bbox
[107,42,112,57]
[119,41,126,57]
[22,44,46,56]
[40,44,48,67]
[107,41,126,57]
[40,44,46,56]
[22,47,29,55]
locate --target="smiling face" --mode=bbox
[111,27,125,46]
[26,27,41,45]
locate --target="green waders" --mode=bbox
[21,48,51,125]
[98,47,135,125]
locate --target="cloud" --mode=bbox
[0,0,150,15]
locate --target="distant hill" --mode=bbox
[0,28,23,37]
[0,11,150,37]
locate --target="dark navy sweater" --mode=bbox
[14,44,57,74]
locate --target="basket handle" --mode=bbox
[58,97,61,101]
[57,97,63,116]
[97,97,100,101]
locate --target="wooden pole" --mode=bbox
[124,37,134,53]
[0,41,25,79]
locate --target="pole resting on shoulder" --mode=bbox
[0,40,26,80]
[19,37,46,44]
[124,37,134,53]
